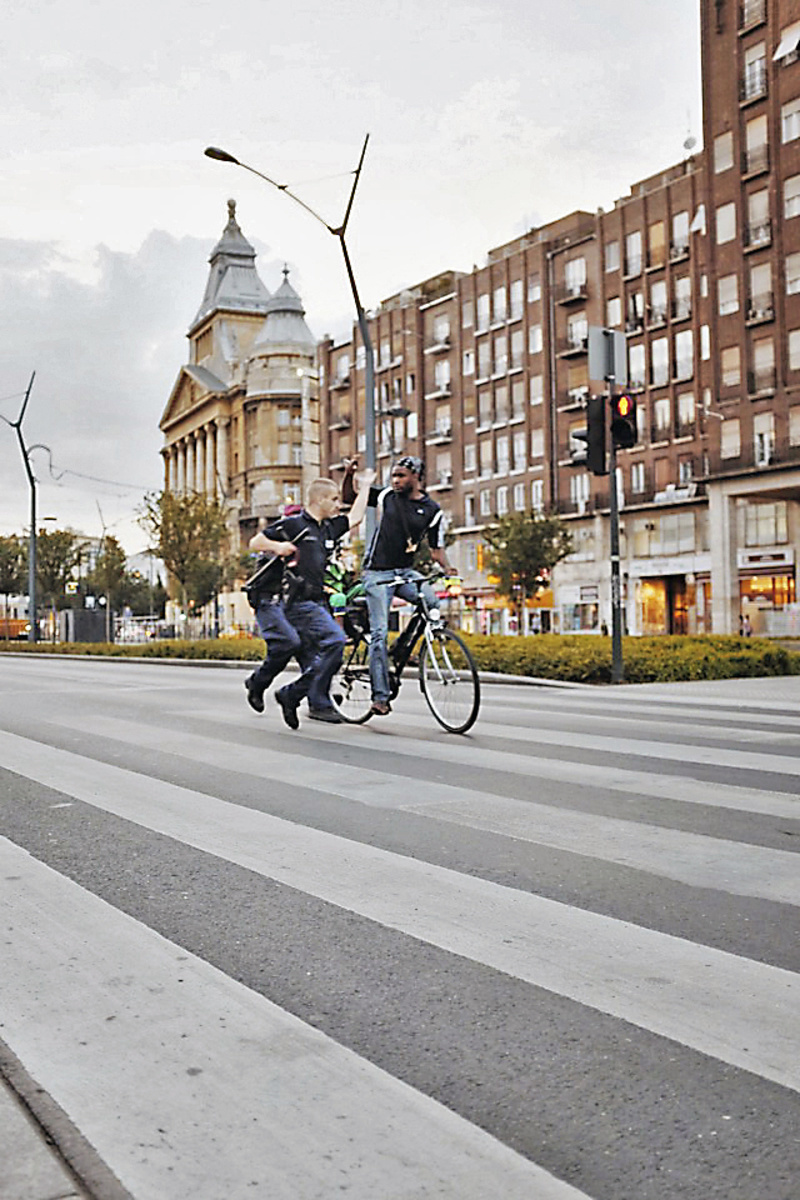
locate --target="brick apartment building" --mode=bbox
[318,0,800,637]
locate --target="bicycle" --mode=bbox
[329,573,481,734]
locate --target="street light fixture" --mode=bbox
[204,139,376,537]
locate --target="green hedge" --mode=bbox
[1,632,798,683]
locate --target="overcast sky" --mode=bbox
[0,0,702,553]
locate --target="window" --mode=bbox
[510,328,524,369]
[648,220,666,268]
[493,333,507,374]
[721,418,741,459]
[406,372,415,394]
[462,298,474,328]
[496,434,510,474]
[530,428,544,458]
[790,408,800,444]
[527,273,541,302]
[785,174,800,219]
[510,279,523,319]
[631,461,645,493]
[629,343,646,389]
[744,499,786,545]
[747,188,770,244]
[753,412,775,466]
[625,230,642,275]
[463,349,474,375]
[530,375,543,405]
[789,328,800,369]
[701,325,711,360]
[565,257,586,295]
[782,97,800,143]
[569,472,590,510]
[745,114,768,173]
[774,21,800,64]
[743,41,767,99]
[493,285,507,323]
[434,359,450,391]
[478,391,492,428]
[674,275,692,320]
[605,240,620,272]
[749,261,772,315]
[654,396,671,436]
[513,482,526,510]
[678,458,694,485]
[529,324,543,354]
[786,251,800,294]
[606,296,622,327]
[511,378,525,418]
[513,431,526,470]
[674,330,693,380]
[752,337,775,391]
[406,411,418,439]
[714,131,734,173]
[677,391,695,432]
[433,315,450,345]
[721,346,741,387]
[380,339,391,367]
[464,495,475,526]
[650,279,667,324]
[495,385,509,423]
[651,337,669,386]
[567,312,588,349]
[477,293,490,331]
[716,202,737,245]
[718,274,740,315]
[479,488,492,516]
[567,362,589,399]
[672,210,689,253]
[477,341,491,379]
[479,438,493,475]
[627,289,644,329]
[497,486,509,515]
[531,479,544,512]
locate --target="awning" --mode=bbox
[773,24,800,61]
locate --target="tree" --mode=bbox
[483,510,573,634]
[139,491,235,617]
[86,535,128,608]
[36,529,80,610]
[0,535,26,637]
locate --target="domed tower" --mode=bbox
[241,268,320,519]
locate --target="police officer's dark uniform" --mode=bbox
[271,508,348,727]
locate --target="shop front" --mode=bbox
[628,552,712,635]
[737,548,796,635]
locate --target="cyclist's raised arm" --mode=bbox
[347,468,376,530]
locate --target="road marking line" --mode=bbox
[1,731,798,1094]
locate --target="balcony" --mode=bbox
[708,432,800,476]
[330,372,351,391]
[746,293,774,324]
[646,251,667,272]
[555,280,588,304]
[428,469,454,492]
[675,419,697,440]
[740,63,767,104]
[672,298,692,322]
[424,384,452,400]
[740,0,766,32]
[559,386,589,409]
[650,423,672,443]
[669,240,690,263]
[647,305,668,329]
[423,337,451,355]
[625,316,644,335]
[747,367,776,395]
[425,425,453,445]
[558,334,589,357]
[744,218,771,249]
[742,144,769,176]
[328,414,352,431]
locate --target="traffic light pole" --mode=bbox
[607,427,624,684]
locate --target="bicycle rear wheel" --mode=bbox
[330,636,374,724]
[419,628,480,734]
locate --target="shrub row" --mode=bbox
[1,632,798,683]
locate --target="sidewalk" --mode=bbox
[0,1073,90,1200]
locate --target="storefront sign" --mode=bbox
[737,548,794,571]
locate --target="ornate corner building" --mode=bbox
[159,200,320,556]
[317,0,800,637]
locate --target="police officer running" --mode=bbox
[249,471,374,728]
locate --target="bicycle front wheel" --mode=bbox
[330,636,374,724]
[419,628,480,734]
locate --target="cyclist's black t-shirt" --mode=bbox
[363,487,443,570]
[265,511,348,600]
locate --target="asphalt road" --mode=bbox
[1,655,799,1200]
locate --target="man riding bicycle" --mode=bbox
[351,456,455,717]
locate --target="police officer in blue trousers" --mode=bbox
[246,471,374,727]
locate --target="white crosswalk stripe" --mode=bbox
[0,657,799,1200]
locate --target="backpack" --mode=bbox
[242,553,285,610]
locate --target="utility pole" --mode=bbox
[3,373,38,642]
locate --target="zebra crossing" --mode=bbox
[0,656,798,1199]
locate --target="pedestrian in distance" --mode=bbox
[249,471,375,728]
[344,456,455,717]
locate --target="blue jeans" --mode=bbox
[250,598,309,694]
[278,599,346,712]
[363,568,436,704]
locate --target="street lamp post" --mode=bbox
[204,139,376,539]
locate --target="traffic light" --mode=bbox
[611,393,638,449]
[572,394,607,476]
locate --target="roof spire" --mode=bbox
[189,199,271,332]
